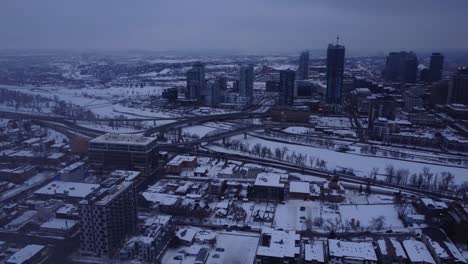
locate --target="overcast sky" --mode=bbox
[1,0,467,52]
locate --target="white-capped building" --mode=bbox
[328,239,377,264]
[255,227,301,264]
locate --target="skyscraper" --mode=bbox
[80,177,137,258]
[239,65,254,104]
[205,79,220,107]
[279,69,295,106]
[326,43,345,104]
[385,52,401,81]
[402,52,418,83]
[448,67,468,105]
[297,50,309,80]
[384,51,418,83]
[186,62,205,101]
[429,52,444,82]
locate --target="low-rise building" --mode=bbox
[304,240,326,264]
[422,228,467,264]
[253,173,286,201]
[402,239,436,264]
[255,227,301,264]
[40,217,79,236]
[6,244,48,264]
[377,238,407,264]
[120,215,175,263]
[166,155,197,175]
[58,161,87,182]
[328,239,377,264]
[34,181,100,203]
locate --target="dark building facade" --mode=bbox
[297,50,309,80]
[429,80,449,106]
[448,67,468,106]
[239,65,254,104]
[186,62,205,101]
[326,44,345,104]
[88,133,159,176]
[279,70,295,106]
[80,178,137,258]
[368,94,396,130]
[385,51,418,83]
[429,52,444,82]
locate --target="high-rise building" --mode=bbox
[297,50,309,80]
[186,62,205,101]
[368,94,396,130]
[448,67,468,105]
[205,80,220,107]
[385,52,401,81]
[402,52,418,83]
[80,177,137,258]
[279,70,295,106]
[429,80,449,106]
[429,52,444,82]
[326,43,345,104]
[385,51,418,83]
[239,65,254,104]
[88,133,159,176]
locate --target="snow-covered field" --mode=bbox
[339,204,404,229]
[210,134,468,184]
[0,85,177,119]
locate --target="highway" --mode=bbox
[0,109,269,138]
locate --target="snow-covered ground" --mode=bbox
[209,134,468,184]
[0,85,177,119]
[339,204,404,230]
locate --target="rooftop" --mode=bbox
[402,239,436,264]
[167,155,197,166]
[377,238,407,259]
[254,173,285,188]
[304,241,325,262]
[6,244,45,264]
[110,170,141,181]
[35,181,100,198]
[40,218,78,230]
[90,133,156,145]
[256,227,300,259]
[289,181,310,194]
[328,239,377,261]
[58,161,85,174]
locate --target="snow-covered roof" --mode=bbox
[91,133,156,146]
[289,181,310,194]
[176,227,198,243]
[58,161,85,174]
[402,239,436,264]
[110,170,141,181]
[141,192,179,206]
[40,218,78,230]
[377,238,407,259]
[304,241,325,262]
[256,227,300,259]
[35,181,99,198]
[6,244,45,264]
[443,241,467,263]
[420,198,448,209]
[328,239,377,261]
[167,155,197,166]
[254,173,285,188]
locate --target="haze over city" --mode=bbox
[1,0,468,52]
